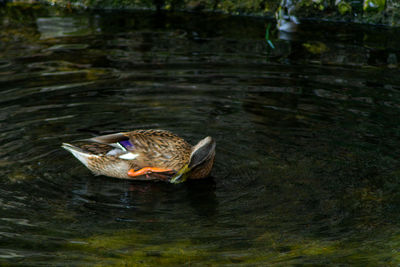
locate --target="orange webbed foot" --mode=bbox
[128,167,173,177]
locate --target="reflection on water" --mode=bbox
[37,16,94,39]
[1,4,400,265]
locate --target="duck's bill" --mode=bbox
[169,164,191,184]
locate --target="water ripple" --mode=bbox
[1,5,400,266]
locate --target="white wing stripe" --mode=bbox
[119,152,139,160]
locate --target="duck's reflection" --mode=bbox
[186,177,217,217]
[77,175,217,219]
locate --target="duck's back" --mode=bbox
[126,130,192,170]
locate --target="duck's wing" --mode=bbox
[79,132,141,162]
[89,130,179,180]
[88,132,130,147]
[86,130,190,172]
[124,130,192,170]
[82,130,167,168]
[63,130,190,180]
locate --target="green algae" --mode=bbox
[250,220,400,265]
[66,229,209,266]
[67,226,400,266]
[302,41,328,54]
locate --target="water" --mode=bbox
[1,4,400,265]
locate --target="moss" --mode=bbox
[297,0,326,11]
[336,0,352,15]
[364,0,386,12]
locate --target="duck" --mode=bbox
[61,129,216,183]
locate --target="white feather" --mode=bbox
[116,142,127,151]
[106,148,123,156]
[119,152,139,160]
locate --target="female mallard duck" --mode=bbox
[61,129,215,183]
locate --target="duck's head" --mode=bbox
[170,136,216,184]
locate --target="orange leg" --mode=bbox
[128,167,172,177]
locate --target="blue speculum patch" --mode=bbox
[119,140,134,150]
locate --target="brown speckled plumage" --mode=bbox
[62,129,215,182]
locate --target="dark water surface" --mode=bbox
[2,4,400,265]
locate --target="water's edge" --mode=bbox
[5,0,400,27]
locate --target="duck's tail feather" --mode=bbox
[62,143,98,168]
